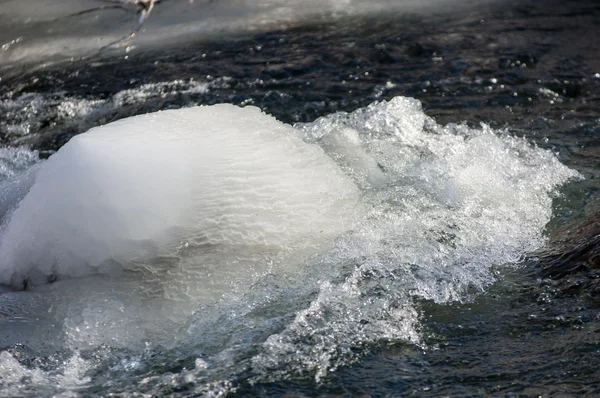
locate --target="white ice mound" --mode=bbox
[0,104,361,288]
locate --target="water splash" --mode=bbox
[0,97,580,395]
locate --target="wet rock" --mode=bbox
[538,213,600,278]
[533,213,600,301]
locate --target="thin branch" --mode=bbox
[67,0,202,52]
[103,0,159,49]
[65,5,130,18]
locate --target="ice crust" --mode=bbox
[0,104,361,288]
[0,97,580,394]
[1,0,499,65]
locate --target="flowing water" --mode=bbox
[0,0,599,396]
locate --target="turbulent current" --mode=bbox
[1,0,598,395]
[0,96,579,396]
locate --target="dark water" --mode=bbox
[1,0,599,396]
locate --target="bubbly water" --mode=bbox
[0,96,579,396]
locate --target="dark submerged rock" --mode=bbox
[533,213,600,301]
[539,214,600,278]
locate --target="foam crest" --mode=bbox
[0,79,220,141]
[250,97,580,378]
[0,350,90,397]
[0,147,39,225]
[0,147,39,179]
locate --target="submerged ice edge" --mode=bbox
[0,96,581,395]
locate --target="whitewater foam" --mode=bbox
[0,79,222,144]
[250,97,581,379]
[0,350,91,397]
[0,96,581,394]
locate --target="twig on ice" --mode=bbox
[67,0,199,51]
[99,0,159,49]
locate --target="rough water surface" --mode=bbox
[0,0,599,396]
[0,96,580,396]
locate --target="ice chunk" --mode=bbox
[0,104,361,289]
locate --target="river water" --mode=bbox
[0,0,599,396]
